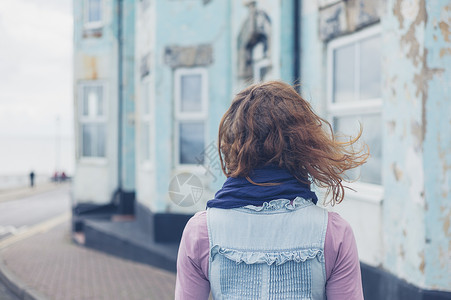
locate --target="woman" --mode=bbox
[175,81,367,300]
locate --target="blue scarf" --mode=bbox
[206,166,318,209]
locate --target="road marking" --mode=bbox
[0,212,70,250]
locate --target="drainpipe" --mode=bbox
[116,0,124,203]
[294,0,301,93]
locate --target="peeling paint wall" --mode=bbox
[382,0,428,287]
[422,0,451,290]
[301,0,450,291]
[383,0,450,290]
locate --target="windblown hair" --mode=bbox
[218,81,369,205]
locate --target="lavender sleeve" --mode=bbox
[325,212,364,300]
[175,211,363,300]
[175,211,210,300]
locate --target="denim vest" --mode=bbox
[207,197,328,300]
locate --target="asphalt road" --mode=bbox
[0,185,71,241]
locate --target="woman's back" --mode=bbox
[175,81,367,299]
[176,208,364,299]
[208,198,327,299]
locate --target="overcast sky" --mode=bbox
[0,0,73,138]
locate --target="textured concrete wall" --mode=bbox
[382,0,428,287]
[422,0,451,290]
[382,0,451,290]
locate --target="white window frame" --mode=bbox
[84,0,104,29]
[139,77,154,169]
[326,25,383,203]
[78,81,108,162]
[173,68,208,168]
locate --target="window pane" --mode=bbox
[88,0,102,23]
[82,124,93,157]
[82,85,103,117]
[333,44,355,103]
[82,123,105,157]
[333,114,382,185]
[96,124,106,157]
[180,74,202,112]
[360,114,381,185]
[360,35,381,100]
[140,122,150,162]
[179,122,204,164]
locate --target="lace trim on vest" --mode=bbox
[211,245,324,266]
[241,197,313,212]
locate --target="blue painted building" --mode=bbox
[73,0,450,298]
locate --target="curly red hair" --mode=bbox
[218,81,369,205]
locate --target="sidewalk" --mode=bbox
[0,204,176,300]
[0,220,176,300]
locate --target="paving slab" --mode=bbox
[0,221,176,300]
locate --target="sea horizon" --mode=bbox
[0,135,75,189]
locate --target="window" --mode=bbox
[78,82,107,158]
[327,26,382,186]
[84,0,103,29]
[174,68,208,166]
[140,80,152,163]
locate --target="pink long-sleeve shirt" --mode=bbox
[175,211,364,300]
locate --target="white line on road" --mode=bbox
[0,212,70,250]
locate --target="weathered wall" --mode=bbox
[382,0,427,287]
[422,0,451,290]
[382,0,451,290]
